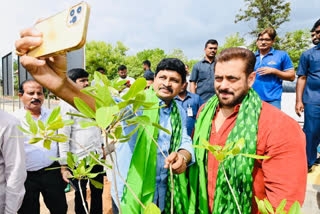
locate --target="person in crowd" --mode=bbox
[143,60,155,85]
[59,68,105,214]
[252,27,295,109]
[15,80,67,214]
[0,110,26,213]
[189,47,307,213]
[91,66,106,86]
[15,28,194,214]
[185,64,191,91]
[296,18,320,172]
[174,81,204,136]
[190,39,218,102]
[117,65,135,96]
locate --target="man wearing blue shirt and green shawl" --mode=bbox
[252,27,295,109]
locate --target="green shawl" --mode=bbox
[121,88,189,213]
[188,88,262,214]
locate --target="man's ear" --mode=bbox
[248,72,256,88]
[18,93,23,98]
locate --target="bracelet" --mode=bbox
[178,152,188,164]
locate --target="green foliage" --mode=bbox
[17,106,73,150]
[235,0,291,36]
[85,41,128,80]
[255,197,302,214]
[194,138,269,162]
[218,33,247,53]
[144,203,161,214]
[278,29,311,69]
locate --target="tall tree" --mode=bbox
[235,0,291,36]
[218,33,246,53]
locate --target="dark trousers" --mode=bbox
[304,103,320,167]
[73,164,104,214]
[18,162,68,214]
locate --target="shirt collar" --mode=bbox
[316,44,320,50]
[159,98,173,110]
[216,103,241,113]
[201,57,215,64]
[174,91,192,102]
[255,47,274,56]
[21,106,49,120]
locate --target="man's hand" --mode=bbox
[164,152,187,174]
[61,167,72,183]
[256,67,276,76]
[295,101,304,117]
[15,27,68,93]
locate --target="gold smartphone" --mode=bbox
[27,2,90,58]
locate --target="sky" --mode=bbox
[1,0,320,61]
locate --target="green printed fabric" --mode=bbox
[188,88,262,214]
[121,88,189,213]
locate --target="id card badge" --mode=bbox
[187,104,193,117]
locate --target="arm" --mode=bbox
[190,82,197,94]
[262,118,307,210]
[256,67,295,81]
[2,120,27,213]
[15,28,95,111]
[189,64,199,93]
[295,76,307,117]
[164,107,194,174]
[57,102,73,182]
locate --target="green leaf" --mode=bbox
[67,152,75,169]
[74,97,95,119]
[17,125,31,134]
[121,125,139,139]
[240,154,270,160]
[38,120,45,131]
[66,112,89,119]
[86,172,100,179]
[96,85,115,106]
[222,142,234,152]
[47,121,65,130]
[79,121,98,129]
[63,120,74,126]
[89,179,103,189]
[231,146,241,156]
[215,153,225,161]
[258,200,269,214]
[264,199,275,214]
[43,139,51,150]
[152,123,171,135]
[114,126,123,139]
[96,106,119,129]
[50,134,69,142]
[26,111,38,135]
[28,137,43,144]
[126,115,151,126]
[288,201,301,214]
[276,199,287,214]
[122,78,147,100]
[144,203,161,214]
[46,106,61,125]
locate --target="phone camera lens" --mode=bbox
[77,6,82,13]
[70,16,77,24]
[70,9,75,16]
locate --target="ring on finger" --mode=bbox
[15,50,25,56]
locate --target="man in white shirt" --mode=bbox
[117,65,135,96]
[59,68,105,214]
[0,110,26,214]
[15,80,67,214]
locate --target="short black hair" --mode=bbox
[144,70,154,80]
[67,68,89,83]
[155,58,186,83]
[312,18,320,32]
[19,79,45,94]
[96,67,105,72]
[118,65,127,71]
[143,60,151,68]
[205,39,218,48]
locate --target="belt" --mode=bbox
[27,161,60,175]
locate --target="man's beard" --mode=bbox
[217,89,248,107]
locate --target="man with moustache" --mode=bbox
[188,47,307,214]
[15,80,67,214]
[190,39,218,102]
[252,28,295,109]
[15,28,194,214]
[296,19,320,171]
[311,30,319,46]
[59,68,105,214]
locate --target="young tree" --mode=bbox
[235,0,291,36]
[218,33,247,53]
